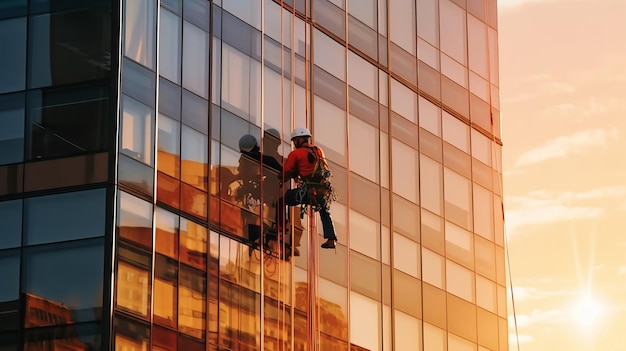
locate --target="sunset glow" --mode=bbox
[500,0,626,349]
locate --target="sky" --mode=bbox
[498,0,626,350]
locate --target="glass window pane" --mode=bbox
[121,95,155,166]
[179,265,206,339]
[155,207,179,258]
[444,168,472,229]
[476,275,496,313]
[23,239,104,325]
[393,270,421,317]
[440,0,467,64]
[24,322,101,350]
[117,191,153,249]
[423,322,446,351]
[350,251,381,300]
[314,29,346,81]
[183,21,209,99]
[349,210,379,259]
[394,310,421,350]
[420,155,443,215]
[0,92,25,165]
[158,113,181,177]
[27,84,110,160]
[124,0,156,69]
[24,188,106,245]
[154,254,178,327]
[0,250,20,305]
[391,139,418,203]
[422,248,444,289]
[181,126,208,190]
[114,314,150,350]
[318,278,348,340]
[445,220,474,269]
[122,57,156,107]
[349,292,380,350]
[183,0,210,31]
[221,43,261,122]
[180,218,207,270]
[468,14,489,79]
[442,112,469,152]
[0,200,22,249]
[473,184,493,240]
[391,79,417,123]
[389,0,416,54]
[349,116,378,182]
[182,89,209,134]
[159,77,181,119]
[117,245,152,319]
[118,154,154,196]
[0,18,26,94]
[28,9,111,89]
[446,259,474,302]
[313,96,347,165]
[417,0,439,45]
[393,233,420,278]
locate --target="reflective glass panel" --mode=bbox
[117,191,153,249]
[181,126,208,191]
[0,92,25,165]
[318,278,348,340]
[180,218,207,270]
[26,84,110,160]
[155,207,179,259]
[158,113,181,177]
[0,250,19,330]
[120,95,155,166]
[440,0,467,64]
[124,0,156,69]
[24,188,106,245]
[183,21,210,99]
[28,9,111,89]
[179,265,206,339]
[391,139,418,203]
[23,239,104,325]
[394,310,421,350]
[0,18,26,94]
[388,0,416,54]
[117,245,151,319]
[154,254,178,328]
[0,200,22,249]
[349,292,380,350]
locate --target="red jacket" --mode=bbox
[283,144,325,180]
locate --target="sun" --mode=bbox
[570,294,605,329]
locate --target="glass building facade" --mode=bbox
[0,0,505,350]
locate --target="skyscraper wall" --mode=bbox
[0,0,505,350]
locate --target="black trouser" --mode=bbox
[283,188,337,241]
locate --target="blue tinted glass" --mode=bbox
[0,250,20,302]
[0,200,22,249]
[24,188,106,245]
[122,58,156,107]
[183,0,210,31]
[0,18,27,94]
[0,0,27,19]
[22,238,104,324]
[0,92,25,165]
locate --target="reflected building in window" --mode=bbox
[0,0,505,350]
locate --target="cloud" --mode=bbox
[504,186,626,235]
[511,286,572,302]
[514,128,619,167]
[509,333,535,344]
[509,309,567,328]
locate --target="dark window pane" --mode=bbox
[389,43,417,85]
[23,322,102,351]
[28,10,111,88]
[183,0,210,31]
[313,0,345,41]
[23,239,104,325]
[117,191,153,249]
[182,89,209,134]
[30,0,111,14]
[114,314,150,350]
[179,265,206,339]
[118,154,154,197]
[26,84,110,160]
[0,92,25,165]
[0,332,17,349]
[0,18,26,94]
[0,164,23,196]
[122,58,156,108]
[157,171,181,209]
[350,251,381,300]
[0,200,21,249]
[24,152,109,192]
[0,0,26,19]
[348,15,377,60]
[153,324,177,351]
[159,77,181,120]
[162,0,182,15]
[313,66,346,109]
[24,188,106,246]
[0,250,20,330]
[393,270,421,318]
[442,76,469,119]
[221,10,261,60]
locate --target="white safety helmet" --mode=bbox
[290,127,311,140]
[238,134,259,152]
